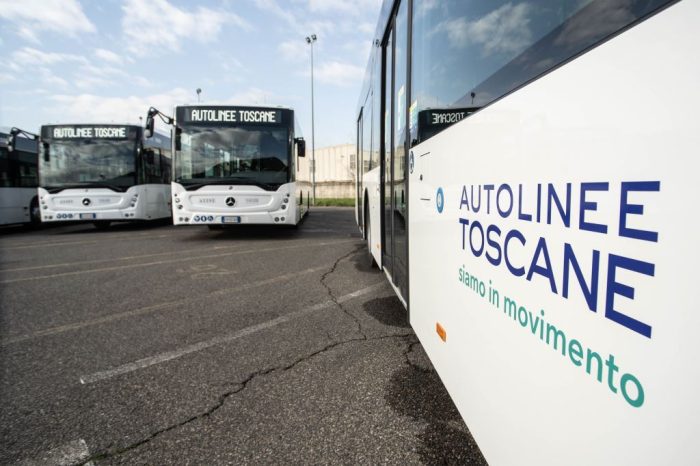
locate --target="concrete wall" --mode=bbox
[296,143,356,199]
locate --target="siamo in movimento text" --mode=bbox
[456,181,659,408]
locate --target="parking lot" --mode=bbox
[0,208,485,465]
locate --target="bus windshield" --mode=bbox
[40,139,137,189]
[176,125,290,188]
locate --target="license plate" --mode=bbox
[222,216,241,224]
[80,213,96,220]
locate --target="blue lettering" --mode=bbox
[619,181,660,242]
[484,184,495,214]
[518,184,532,221]
[605,254,654,338]
[459,218,469,250]
[497,184,513,218]
[460,185,469,210]
[485,225,502,266]
[471,185,482,213]
[470,221,485,257]
[563,243,599,312]
[504,229,526,277]
[547,183,571,228]
[527,237,558,293]
[579,182,608,234]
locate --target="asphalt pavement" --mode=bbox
[0,208,486,465]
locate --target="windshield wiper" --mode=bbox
[181,178,281,191]
[46,183,127,193]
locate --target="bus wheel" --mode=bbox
[93,221,111,230]
[29,197,42,228]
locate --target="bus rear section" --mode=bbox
[171,105,307,226]
[38,124,172,227]
[0,127,39,226]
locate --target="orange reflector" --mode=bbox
[436,322,447,342]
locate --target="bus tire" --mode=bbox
[93,221,111,230]
[28,197,42,228]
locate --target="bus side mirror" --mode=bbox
[295,137,306,157]
[144,111,155,138]
[42,142,50,162]
[175,127,182,151]
[7,133,14,153]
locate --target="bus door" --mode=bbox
[381,0,409,302]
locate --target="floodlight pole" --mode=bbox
[305,34,317,204]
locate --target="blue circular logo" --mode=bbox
[436,187,445,213]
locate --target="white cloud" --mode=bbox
[279,40,309,62]
[253,0,298,28]
[226,88,281,106]
[49,88,192,129]
[122,0,251,56]
[0,73,15,84]
[313,61,364,87]
[440,3,532,55]
[94,49,124,65]
[308,0,381,16]
[38,67,69,88]
[0,0,95,40]
[11,47,88,68]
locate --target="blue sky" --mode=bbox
[0,0,382,147]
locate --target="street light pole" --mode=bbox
[305,34,317,205]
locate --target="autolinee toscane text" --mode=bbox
[456,181,659,408]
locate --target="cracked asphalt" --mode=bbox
[0,208,486,465]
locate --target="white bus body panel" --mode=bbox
[0,188,34,225]
[38,185,171,222]
[171,181,304,226]
[363,168,382,266]
[409,2,699,465]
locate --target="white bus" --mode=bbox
[150,105,308,227]
[37,124,172,229]
[0,127,39,226]
[356,1,698,464]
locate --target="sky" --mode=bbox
[0,0,383,147]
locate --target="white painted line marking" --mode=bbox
[18,438,93,466]
[80,282,387,384]
[0,239,356,284]
[0,230,174,250]
[1,266,329,346]
[0,238,328,273]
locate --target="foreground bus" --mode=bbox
[0,127,39,226]
[38,124,171,228]
[165,105,307,227]
[356,1,698,464]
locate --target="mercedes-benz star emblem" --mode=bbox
[225,197,236,207]
[82,198,91,206]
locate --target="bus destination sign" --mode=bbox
[182,107,283,125]
[421,108,478,127]
[45,126,132,140]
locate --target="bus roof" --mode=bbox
[175,104,294,111]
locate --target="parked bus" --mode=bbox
[356,1,698,464]
[37,124,171,229]
[147,105,308,227]
[0,127,39,226]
